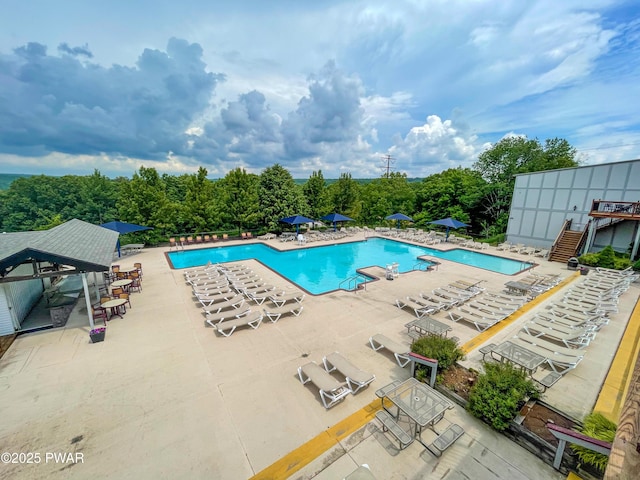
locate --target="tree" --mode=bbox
[325,173,361,218]
[473,136,579,234]
[360,173,415,224]
[117,166,176,243]
[219,167,260,234]
[303,170,326,219]
[258,164,306,231]
[413,168,485,229]
[183,167,217,232]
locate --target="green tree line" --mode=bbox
[0,136,578,244]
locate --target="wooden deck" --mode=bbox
[590,200,640,220]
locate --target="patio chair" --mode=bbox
[129,273,142,293]
[297,361,351,409]
[269,290,306,307]
[117,292,132,310]
[369,334,411,367]
[322,352,375,394]
[213,311,263,336]
[263,304,304,322]
[91,305,108,326]
[203,234,211,243]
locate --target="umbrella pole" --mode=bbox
[117,238,121,258]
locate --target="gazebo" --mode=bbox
[0,219,119,332]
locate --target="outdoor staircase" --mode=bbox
[548,230,583,263]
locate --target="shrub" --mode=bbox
[467,362,539,431]
[634,259,640,271]
[613,257,631,270]
[577,252,599,266]
[410,336,465,372]
[571,413,616,473]
[597,245,616,269]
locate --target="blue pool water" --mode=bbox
[168,238,530,295]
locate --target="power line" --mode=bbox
[578,142,640,152]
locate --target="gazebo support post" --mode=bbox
[82,273,95,329]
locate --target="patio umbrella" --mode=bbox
[279,215,315,234]
[321,213,354,231]
[100,221,153,257]
[385,213,413,229]
[428,217,469,241]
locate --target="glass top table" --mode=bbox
[490,341,546,373]
[404,316,452,337]
[386,378,454,432]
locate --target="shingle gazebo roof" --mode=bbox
[0,219,119,281]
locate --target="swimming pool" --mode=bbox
[168,238,530,295]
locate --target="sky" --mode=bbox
[0,0,639,179]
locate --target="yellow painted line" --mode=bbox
[250,399,381,480]
[461,272,581,354]
[593,293,640,423]
[567,472,584,480]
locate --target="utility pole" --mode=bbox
[381,154,395,178]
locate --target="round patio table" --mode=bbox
[101,298,128,319]
[111,279,132,291]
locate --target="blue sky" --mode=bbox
[0,0,638,178]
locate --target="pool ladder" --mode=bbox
[339,273,369,292]
[413,259,438,272]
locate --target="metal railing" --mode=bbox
[413,259,437,271]
[549,219,572,259]
[338,273,369,292]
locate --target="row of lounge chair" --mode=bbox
[489,269,634,388]
[395,280,488,318]
[298,352,375,409]
[496,242,549,258]
[184,262,305,336]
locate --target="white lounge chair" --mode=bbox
[395,297,436,318]
[448,310,499,332]
[202,294,245,315]
[322,352,375,394]
[369,334,410,367]
[269,290,306,307]
[263,304,304,322]
[523,321,595,348]
[297,362,351,409]
[205,305,252,327]
[213,311,263,337]
[196,290,236,307]
[510,336,584,374]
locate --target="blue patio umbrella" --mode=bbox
[100,220,153,257]
[280,215,315,234]
[428,217,470,241]
[321,213,354,231]
[385,213,413,229]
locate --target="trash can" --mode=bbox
[567,257,579,270]
[580,266,589,276]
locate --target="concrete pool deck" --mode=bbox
[0,232,638,479]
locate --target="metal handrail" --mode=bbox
[413,259,436,271]
[575,220,591,257]
[338,273,368,292]
[549,219,572,258]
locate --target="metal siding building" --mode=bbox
[506,159,640,253]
